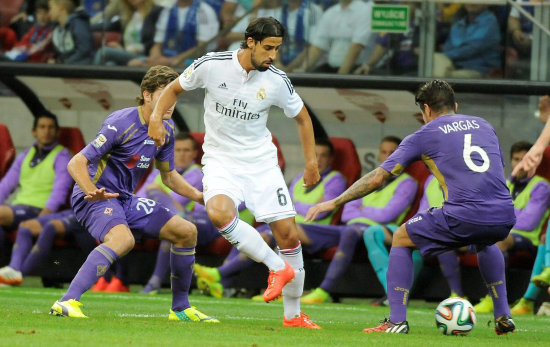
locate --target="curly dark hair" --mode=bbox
[414,80,456,113]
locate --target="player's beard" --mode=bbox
[251,50,271,72]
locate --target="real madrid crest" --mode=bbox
[256,88,266,100]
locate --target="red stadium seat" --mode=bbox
[327,137,362,224]
[190,132,286,172]
[0,124,16,179]
[58,127,86,155]
[330,137,362,187]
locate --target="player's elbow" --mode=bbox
[67,153,86,180]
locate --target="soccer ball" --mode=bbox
[435,297,476,335]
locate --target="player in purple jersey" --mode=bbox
[306,80,517,335]
[49,66,218,323]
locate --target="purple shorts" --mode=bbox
[406,207,512,257]
[32,209,74,227]
[9,204,42,228]
[72,193,175,242]
[186,210,220,246]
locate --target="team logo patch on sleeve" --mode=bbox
[183,64,194,80]
[104,207,113,216]
[93,134,107,148]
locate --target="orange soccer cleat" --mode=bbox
[283,312,322,329]
[263,261,294,302]
[363,318,409,334]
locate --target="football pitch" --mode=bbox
[1,284,549,347]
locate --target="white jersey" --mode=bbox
[179,50,304,168]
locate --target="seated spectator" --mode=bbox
[0,210,97,286]
[93,0,162,66]
[48,0,95,64]
[297,0,377,74]
[127,0,219,68]
[193,138,347,298]
[2,0,55,62]
[0,113,72,257]
[505,0,534,78]
[301,136,418,304]
[433,4,501,78]
[475,141,550,313]
[354,3,419,76]
[220,0,254,28]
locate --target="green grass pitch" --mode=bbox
[1,284,549,346]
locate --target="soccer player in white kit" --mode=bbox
[148,17,322,329]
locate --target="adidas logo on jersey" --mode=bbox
[218,82,228,89]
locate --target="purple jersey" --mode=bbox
[381,114,515,226]
[75,106,175,199]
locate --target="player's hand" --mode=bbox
[302,164,320,188]
[38,208,52,216]
[148,118,166,146]
[85,187,119,201]
[511,144,544,178]
[194,191,205,206]
[305,200,337,222]
[539,95,550,123]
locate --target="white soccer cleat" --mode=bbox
[0,266,23,286]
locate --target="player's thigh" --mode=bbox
[202,164,243,209]
[243,165,295,223]
[73,194,129,242]
[18,219,43,236]
[496,234,514,251]
[392,224,417,248]
[21,209,74,236]
[0,205,14,226]
[159,214,197,246]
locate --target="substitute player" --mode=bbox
[306,80,516,335]
[147,17,321,329]
[49,65,218,323]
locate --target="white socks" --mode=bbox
[280,242,304,319]
[218,217,285,271]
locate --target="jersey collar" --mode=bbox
[233,49,257,82]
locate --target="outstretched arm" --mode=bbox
[305,167,391,221]
[159,169,203,205]
[148,79,185,146]
[512,95,550,177]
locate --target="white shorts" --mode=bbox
[202,163,296,223]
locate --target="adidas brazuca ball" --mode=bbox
[435,297,476,335]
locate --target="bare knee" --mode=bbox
[0,205,14,226]
[206,202,236,228]
[160,215,197,247]
[103,226,135,256]
[19,219,43,237]
[270,218,299,248]
[391,225,416,248]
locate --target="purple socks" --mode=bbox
[477,244,510,318]
[387,247,414,323]
[61,244,118,301]
[170,245,195,312]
